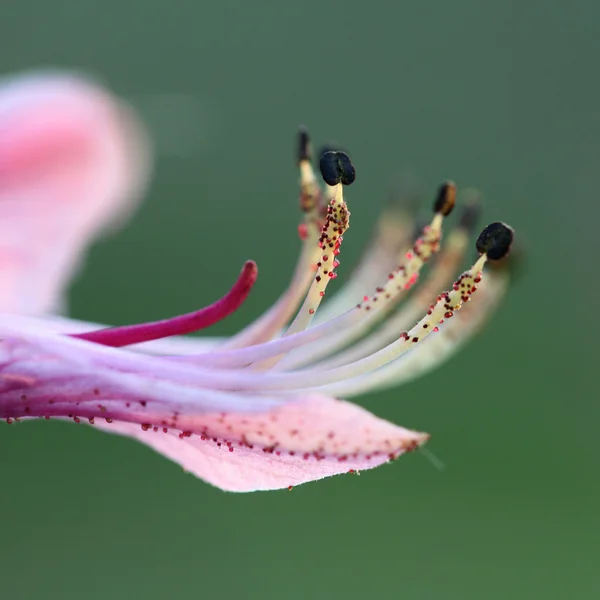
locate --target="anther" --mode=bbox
[433,181,456,216]
[297,126,311,163]
[319,151,356,186]
[476,222,514,260]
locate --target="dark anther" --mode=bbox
[433,181,456,216]
[476,222,514,260]
[319,151,356,186]
[297,126,311,163]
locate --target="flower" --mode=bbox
[0,72,515,492]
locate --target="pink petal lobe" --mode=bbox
[95,395,428,492]
[0,319,427,491]
[71,260,258,346]
[0,71,151,314]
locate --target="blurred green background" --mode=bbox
[0,1,597,598]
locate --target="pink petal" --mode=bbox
[0,71,151,314]
[0,320,427,492]
[94,395,428,492]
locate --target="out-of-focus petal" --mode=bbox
[0,70,152,314]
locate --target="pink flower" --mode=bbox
[0,73,515,492]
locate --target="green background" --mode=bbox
[0,1,597,598]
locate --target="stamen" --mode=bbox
[266,254,490,389]
[297,126,324,231]
[314,178,420,322]
[312,196,480,370]
[273,181,456,371]
[72,261,257,347]
[168,223,512,393]
[282,151,354,336]
[170,187,454,370]
[301,222,516,396]
[312,262,510,397]
[47,254,484,394]
[221,127,323,349]
[181,254,489,389]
